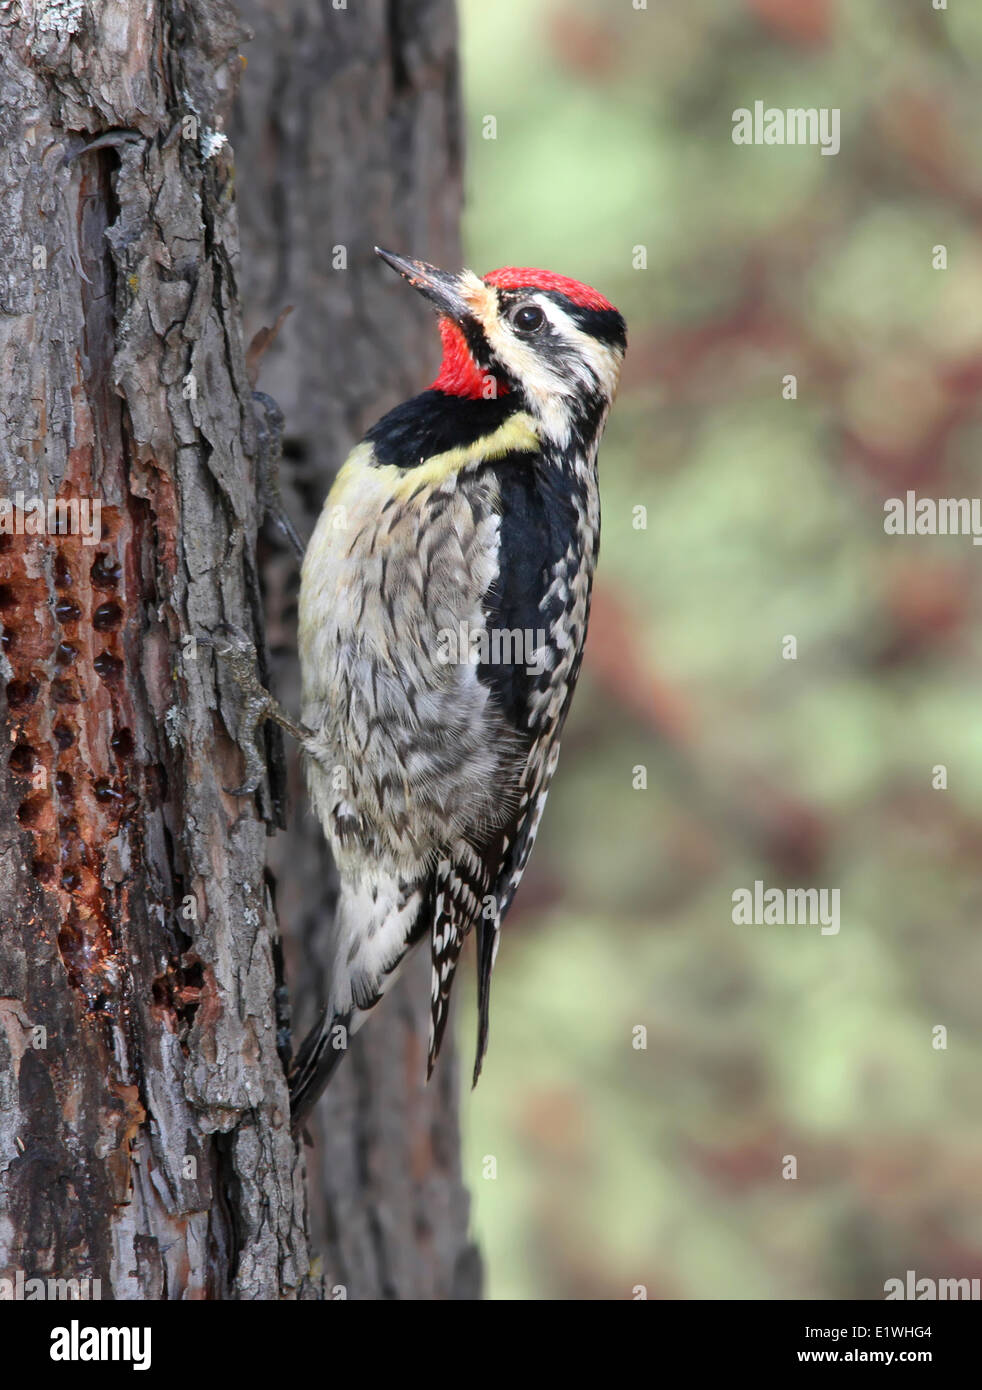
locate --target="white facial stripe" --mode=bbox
[537,298,622,399]
[470,288,623,444]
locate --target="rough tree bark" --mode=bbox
[0,0,303,1300]
[229,0,480,1298]
[0,0,477,1301]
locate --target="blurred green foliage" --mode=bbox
[456,0,982,1300]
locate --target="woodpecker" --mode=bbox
[261,248,625,1128]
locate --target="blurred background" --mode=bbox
[454,0,982,1299]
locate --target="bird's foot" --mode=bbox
[200,622,311,796]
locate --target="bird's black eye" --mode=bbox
[511,304,545,333]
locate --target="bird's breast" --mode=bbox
[298,451,522,869]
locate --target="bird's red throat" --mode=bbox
[431,319,507,400]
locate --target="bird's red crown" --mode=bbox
[482,266,615,312]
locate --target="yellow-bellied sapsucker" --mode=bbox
[230,249,625,1130]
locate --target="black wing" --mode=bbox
[427,452,593,1083]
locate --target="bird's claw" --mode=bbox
[199,624,278,796]
[199,623,310,796]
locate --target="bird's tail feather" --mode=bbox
[473,914,501,1087]
[288,878,427,1131]
[288,1007,352,1133]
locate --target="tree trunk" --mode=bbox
[0,0,305,1300]
[0,0,476,1301]
[228,0,480,1299]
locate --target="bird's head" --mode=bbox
[376,247,626,447]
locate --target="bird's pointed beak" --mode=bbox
[374,247,472,324]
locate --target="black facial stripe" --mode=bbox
[494,287,625,349]
[458,315,523,392]
[460,316,495,370]
[540,293,627,349]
